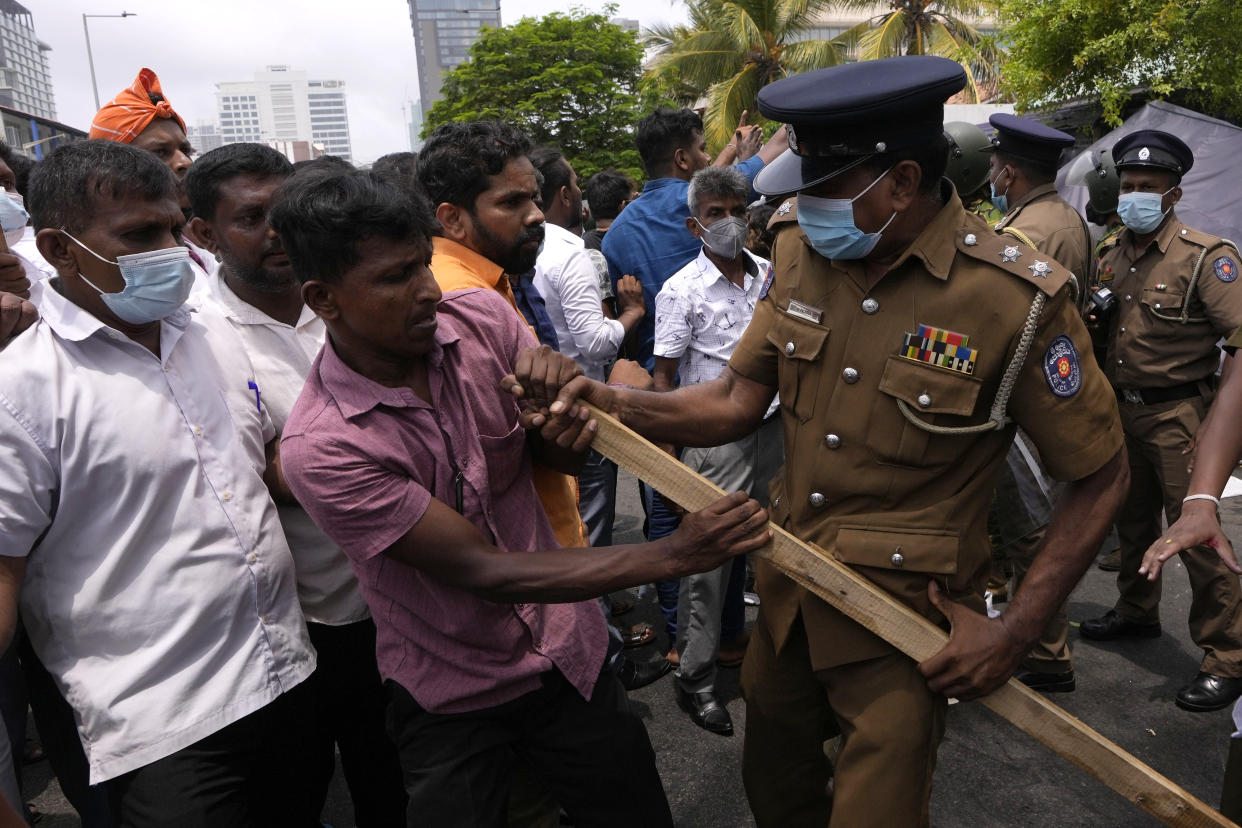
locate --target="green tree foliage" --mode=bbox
[833,1,1001,101]
[999,0,1242,125]
[643,0,847,150]
[424,11,644,182]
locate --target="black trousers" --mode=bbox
[106,679,321,828]
[386,669,673,828]
[305,619,407,827]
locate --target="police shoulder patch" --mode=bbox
[1043,335,1082,397]
[1215,256,1238,283]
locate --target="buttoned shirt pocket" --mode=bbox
[766,314,829,423]
[835,525,959,576]
[869,355,983,467]
[1139,286,1194,323]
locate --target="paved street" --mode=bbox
[21,469,1239,826]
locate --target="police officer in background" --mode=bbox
[987,114,1093,289]
[1084,148,1124,269]
[944,121,1003,226]
[1079,129,1242,712]
[515,56,1128,826]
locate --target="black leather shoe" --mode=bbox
[1079,610,1161,641]
[1176,672,1242,712]
[617,657,672,692]
[675,684,733,735]
[1014,669,1076,693]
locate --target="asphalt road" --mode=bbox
[20,469,1239,827]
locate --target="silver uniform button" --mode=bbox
[809,492,826,508]
[1124,294,1132,301]
[785,341,795,356]
[842,367,859,383]
[891,552,905,568]
[917,392,932,408]
[964,233,977,246]
[862,298,879,314]
[825,434,841,449]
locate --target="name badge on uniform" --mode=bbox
[786,298,822,324]
[899,323,977,375]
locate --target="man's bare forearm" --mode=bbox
[614,369,767,447]
[1002,446,1129,647]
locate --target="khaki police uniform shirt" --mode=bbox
[1100,212,1242,389]
[995,182,1093,286]
[733,188,1122,670]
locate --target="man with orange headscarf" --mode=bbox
[90,68,215,282]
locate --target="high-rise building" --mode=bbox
[215,66,353,162]
[186,120,224,154]
[406,100,423,151]
[407,0,501,117]
[0,0,55,121]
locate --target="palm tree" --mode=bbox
[833,1,1002,102]
[643,0,847,150]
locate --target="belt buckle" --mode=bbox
[1122,389,1144,405]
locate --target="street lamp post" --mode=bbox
[82,12,137,111]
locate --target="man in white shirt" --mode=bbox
[529,147,646,548]
[652,166,783,736]
[0,139,317,825]
[185,142,406,825]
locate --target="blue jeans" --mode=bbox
[640,483,682,642]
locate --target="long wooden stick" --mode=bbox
[587,404,1234,828]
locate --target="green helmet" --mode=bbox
[1081,148,1118,214]
[943,121,993,197]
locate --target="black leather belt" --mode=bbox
[1116,380,1205,405]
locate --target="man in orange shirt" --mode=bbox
[416,121,586,549]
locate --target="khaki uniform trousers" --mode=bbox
[1115,394,1242,677]
[741,613,944,827]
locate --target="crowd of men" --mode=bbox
[0,52,1239,827]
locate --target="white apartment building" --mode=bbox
[215,65,353,162]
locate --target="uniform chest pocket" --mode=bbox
[766,314,829,423]
[1140,286,1195,324]
[867,355,984,468]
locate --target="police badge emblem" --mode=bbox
[1043,335,1082,397]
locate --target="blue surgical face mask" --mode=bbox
[60,230,195,325]
[990,167,1011,214]
[796,167,896,261]
[1117,188,1174,234]
[0,191,28,247]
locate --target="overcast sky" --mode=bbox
[36,0,690,165]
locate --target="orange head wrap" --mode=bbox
[88,68,186,143]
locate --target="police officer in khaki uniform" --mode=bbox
[515,56,1127,827]
[987,113,1093,287]
[1079,129,1242,712]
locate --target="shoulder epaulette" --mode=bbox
[768,197,798,230]
[955,225,1070,297]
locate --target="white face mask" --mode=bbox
[0,191,28,248]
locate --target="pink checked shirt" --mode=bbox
[281,288,607,714]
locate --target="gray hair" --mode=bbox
[686,166,748,217]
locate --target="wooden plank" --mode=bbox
[587,404,1235,828]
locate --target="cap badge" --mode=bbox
[1001,245,1022,263]
[1138,147,1151,161]
[1028,260,1053,278]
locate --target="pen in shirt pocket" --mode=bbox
[247,380,263,413]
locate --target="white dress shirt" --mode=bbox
[533,222,624,381]
[12,226,55,281]
[203,273,369,626]
[654,246,780,418]
[0,279,314,784]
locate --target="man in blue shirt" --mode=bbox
[603,109,785,370]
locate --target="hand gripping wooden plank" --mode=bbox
[586,404,1234,828]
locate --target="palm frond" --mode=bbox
[858,10,910,60]
[719,1,766,53]
[780,38,846,75]
[704,64,763,149]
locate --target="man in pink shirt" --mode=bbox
[273,168,769,827]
